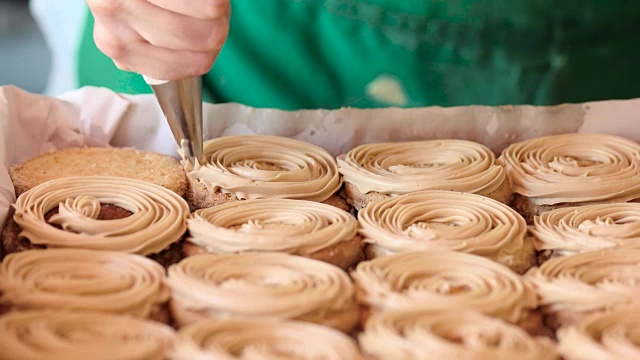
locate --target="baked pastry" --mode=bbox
[2,176,189,267]
[359,190,534,273]
[9,146,188,197]
[184,198,362,270]
[557,308,640,360]
[0,249,170,323]
[359,309,558,360]
[532,203,640,263]
[0,310,176,360]
[352,251,542,335]
[184,135,347,210]
[499,133,640,223]
[525,249,640,330]
[172,318,363,359]
[166,252,358,333]
[337,139,511,210]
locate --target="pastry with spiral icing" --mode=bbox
[525,249,640,330]
[352,251,542,335]
[166,252,358,332]
[184,198,362,270]
[557,308,640,360]
[185,135,348,211]
[0,310,176,360]
[359,190,534,273]
[1,176,189,267]
[499,133,640,223]
[337,139,511,210]
[360,309,558,360]
[0,249,170,322]
[532,203,640,263]
[172,318,362,360]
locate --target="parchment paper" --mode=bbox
[1,84,639,227]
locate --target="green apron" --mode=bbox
[78,0,640,109]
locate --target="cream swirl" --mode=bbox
[187,199,357,255]
[531,203,640,256]
[13,175,188,256]
[0,310,176,360]
[558,309,640,360]
[172,318,362,360]
[0,249,169,318]
[167,253,355,325]
[526,249,640,313]
[337,140,506,195]
[352,251,537,323]
[186,135,341,202]
[499,133,640,205]
[359,190,528,269]
[360,310,558,360]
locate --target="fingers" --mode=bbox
[87,0,230,79]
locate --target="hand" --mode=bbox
[87,0,230,80]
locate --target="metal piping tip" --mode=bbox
[145,76,204,165]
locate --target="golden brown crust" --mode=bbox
[10,147,188,197]
[343,178,512,211]
[183,235,364,271]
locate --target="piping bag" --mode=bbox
[143,76,204,167]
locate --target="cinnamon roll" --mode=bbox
[532,203,640,263]
[184,199,362,270]
[2,176,189,267]
[525,249,640,330]
[557,308,640,360]
[359,190,534,273]
[172,318,362,360]
[360,310,558,360]
[0,249,170,322]
[167,252,358,332]
[185,135,347,211]
[0,310,176,360]
[352,251,541,334]
[499,133,640,223]
[337,139,510,210]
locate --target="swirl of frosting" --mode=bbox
[337,139,506,195]
[360,310,558,360]
[531,203,640,256]
[0,310,175,360]
[172,318,362,360]
[167,253,355,326]
[359,190,528,269]
[557,309,640,360]
[499,133,640,205]
[352,251,537,323]
[0,249,169,318]
[187,198,357,255]
[186,135,341,202]
[12,175,189,255]
[526,249,640,313]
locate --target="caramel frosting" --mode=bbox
[531,203,640,256]
[337,140,506,195]
[185,135,341,202]
[12,175,189,256]
[558,309,640,360]
[0,310,175,360]
[360,310,558,360]
[172,318,362,360]
[187,199,357,255]
[166,253,354,323]
[352,251,537,323]
[359,190,528,267]
[499,133,640,205]
[0,249,169,318]
[526,249,640,313]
